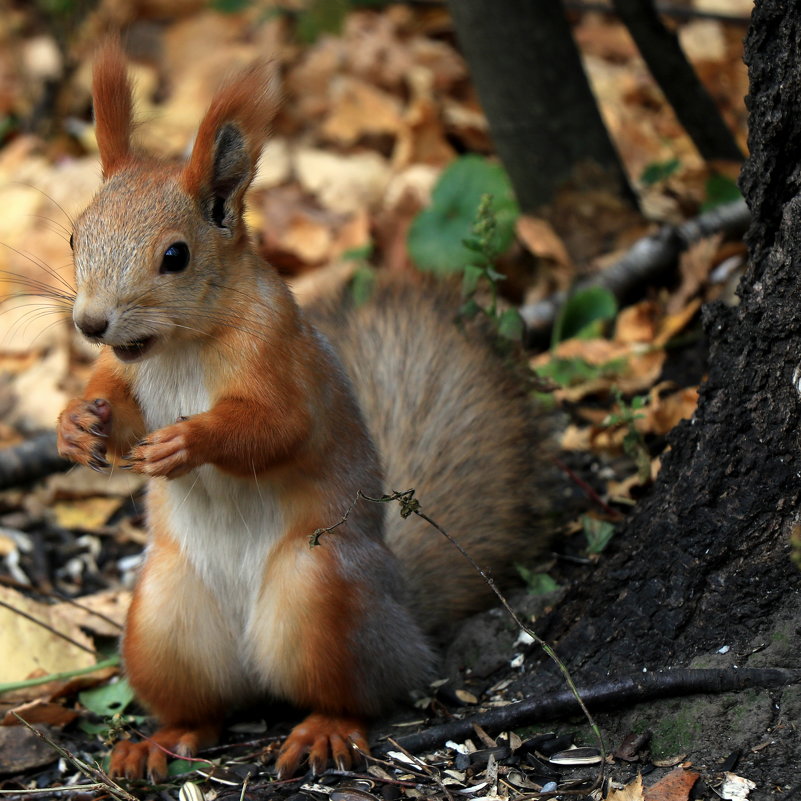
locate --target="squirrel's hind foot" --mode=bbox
[275,713,369,779]
[109,723,220,782]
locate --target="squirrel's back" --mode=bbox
[311,280,554,631]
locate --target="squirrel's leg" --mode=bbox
[275,714,369,778]
[110,506,242,781]
[252,528,387,778]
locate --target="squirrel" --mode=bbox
[55,41,551,782]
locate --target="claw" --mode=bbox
[89,426,109,438]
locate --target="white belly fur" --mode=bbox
[133,347,286,671]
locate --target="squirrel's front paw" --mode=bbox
[127,419,197,479]
[56,398,111,471]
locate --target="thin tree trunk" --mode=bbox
[611,0,744,161]
[447,0,635,213]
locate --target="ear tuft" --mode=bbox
[182,62,281,230]
[92,38,134,179]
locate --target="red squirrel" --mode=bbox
[55,41,549,781]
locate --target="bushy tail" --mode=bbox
[311,279,557,632]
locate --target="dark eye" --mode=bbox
[69,233,74,250]
[160,242,190,274]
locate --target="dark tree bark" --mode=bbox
[522,0,801,790]
[611,0,744,161]
[447,0,635,213]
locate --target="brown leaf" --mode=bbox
[321,77,402,146]
[0,725,58,773]
[0,586,95,686]
[2,699,78,727]
[516,216,572,269]
[643,766,699,801]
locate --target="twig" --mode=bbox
[315,489,606,795]
[0,597,100,656]
[0,655,119,695]
[551,456,623,520]
[0,432,70,490]
[378,667,801,756]
[385,737,455,801]
[0,575,123,631]
[521,198,750,344]
[12,713,139,801]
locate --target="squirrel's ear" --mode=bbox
[182,63,280,234]
[92,39,133,179]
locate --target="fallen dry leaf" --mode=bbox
[607,774,645,801]
[643,766,699,801]
[51,496,123,531]
[516,216,572,269]
[1,698,78,727]
[321,76,402,146]
[615,301,660,344]
[720,772,757,801]
[0,585,95,685]
[0,724,58,773]
[52,589,129,638]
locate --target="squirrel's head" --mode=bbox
[70,40,279,363]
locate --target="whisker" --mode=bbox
[28,215,72,240]
[0,243,76,296]
[5,181,75,227]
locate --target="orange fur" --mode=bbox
[181,61,279,203]
[56,47,549,784]
[92,39,133,179]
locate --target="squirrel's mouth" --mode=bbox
[112,336,156,362]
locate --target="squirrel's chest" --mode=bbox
[132,349,211,431]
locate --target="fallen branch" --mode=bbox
[377,666,800,756]
[0,432,70,490]
[521,198,750,344]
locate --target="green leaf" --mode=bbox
[296,0,349,43]
[408,156,519,274]
[517,565,560,594]
[168,760,198,777]
[462,264,484,297]
[79,679,135,717]
[702,172,742,211]
[460,298,481,319]
[498,308,524,341]
[211,0,251,12]
[349,266,376,307]
[551,286,618,346]
[640,158,681,187]
[582,516,616,554]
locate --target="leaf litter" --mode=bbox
[0,1,770,799]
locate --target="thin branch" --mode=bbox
[12,714,139,801]
[377,667,801,756]
[0,656,119,695]
[521,198,750,344]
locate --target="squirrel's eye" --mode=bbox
[69,233,74,250]
[160,242,190,274]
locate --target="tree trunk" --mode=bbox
[525,1,801,792]
[447,0,635,213]
[611,0,743,161]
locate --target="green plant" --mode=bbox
[551,286,618,347]
[343,244,376,307]
[702,171,742,211]
[517,564,561,594]
[408,155,519,275]
[582,515,616,554]
[459,194,524,341]
[603,388,651,481]
[640,157,681,187]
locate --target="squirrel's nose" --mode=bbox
[76,314,109,339]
